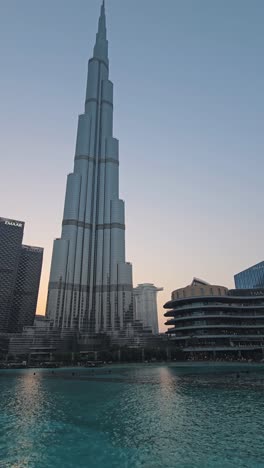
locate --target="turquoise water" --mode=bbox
[1,364,264,468]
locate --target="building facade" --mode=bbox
[46,2,133,336]
[0,217,43,333]
[164,279,264,359]
[171,277,228,300]
[9,246,43,332]
[133,284,163,334]
[0,218,24,332]
[234,261,264,289]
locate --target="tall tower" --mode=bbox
[134,284,163,335]
[9,245,43,332]
[0,217,24,332]
[46,2,133,335]
[0,217,43,333]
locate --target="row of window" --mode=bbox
[175,287,227,298]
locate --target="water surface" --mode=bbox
[1,363,264,468]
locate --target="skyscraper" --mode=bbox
[9,245,43,332]
[234,261,264,289]
[0,217,24,332]
[46,2,133,335]
[133,284,163,335]
[0,217,43,333]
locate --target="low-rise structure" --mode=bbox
[164,278,264,360]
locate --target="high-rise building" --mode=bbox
[0,217,43,333]
[46,2,133,335]
[0,217,24,332]
[133,284,163,335]
[9,245,43,332]
[234,261,264,289]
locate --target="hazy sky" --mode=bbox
[0,0,264,331]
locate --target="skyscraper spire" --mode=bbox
[93,0,108,61]
[46,3,133,335]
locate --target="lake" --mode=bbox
[1,363,264,467]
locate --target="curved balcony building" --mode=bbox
[164,278,264,359]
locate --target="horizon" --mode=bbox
[1,0,264,332]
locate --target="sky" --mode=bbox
[0,0,264,332]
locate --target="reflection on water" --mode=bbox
[1,365,264,468]
[2,372,47,468]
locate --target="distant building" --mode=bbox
[8,326,71,361]
[164,278,264,359]
[34,315,53,331]
[0,217,43,333]
[234,261,264,289]
[134,284,163,334]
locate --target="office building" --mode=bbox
[134,284,163,334]
[0,217,43,332]
[164,278,264,359]
[9,245,43,332]
[46,2,133,335]
[0,217,24,331]
[234,261,264,289]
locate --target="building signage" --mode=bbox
[4,220,23,228]
[22,245,43,253]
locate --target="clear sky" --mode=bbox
[0,0,264,332]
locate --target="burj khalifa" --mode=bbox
[46,1,133,335]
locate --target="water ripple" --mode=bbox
[0,365,264,467]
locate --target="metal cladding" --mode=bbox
[46,2,133,335]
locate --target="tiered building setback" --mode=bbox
[46,2,133,335]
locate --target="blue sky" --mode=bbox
[0,0,263,329]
